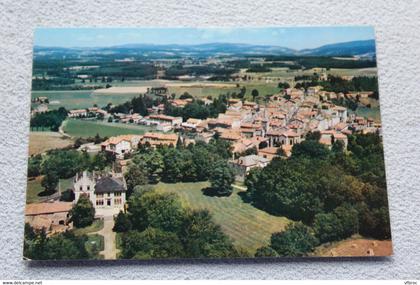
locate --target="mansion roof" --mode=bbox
[94,176,126,194]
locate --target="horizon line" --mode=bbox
[33,38,376,51]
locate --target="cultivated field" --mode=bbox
[32,90,139,111]
[29,132,74,156]
[313,236,392,257]
[62,119,155,138]
[155,182,290,254]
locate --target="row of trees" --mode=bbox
[125,139,235,197]
[24,226,90,260]
[28,149,113,179]
[28,150,114,196]
[109,94,156,116]
[30,107,68,131]
[114,187,243,259]
[164,94,228,121]
[245,133,390,256]
[294,75,379,95]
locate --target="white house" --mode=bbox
[68,109,88,118]
[73,171,127,216]
[229,155,270,181]
[101,135,142,159]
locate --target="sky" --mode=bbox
[34,27,375,50]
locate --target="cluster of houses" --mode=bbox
[26,84,381,233]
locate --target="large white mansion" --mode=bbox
[73,171,127,216]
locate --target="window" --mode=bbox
[96,200,104,206]
[79,186,82,191]
[87,186,90,191]
[96,193,104,198]
[107,192,111,197]
[114,198,122,205]
[114,192,121,197]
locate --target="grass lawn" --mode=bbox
[63,119,155,138]
[26,178,45,204]
[73,219,104,236]
[85,234,105,259]
[26,177,73,204]
[32,90,140,111]
[155,181,290,254]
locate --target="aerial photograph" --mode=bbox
[24,27,392,260]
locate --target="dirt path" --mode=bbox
[58,120,71,138]
[95,216,118,259]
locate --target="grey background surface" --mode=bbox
[0,0,419,279]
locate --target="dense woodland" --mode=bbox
[245,132,390,256]
[115,191,242,259]
[30,107,68,131]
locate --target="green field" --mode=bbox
[62,119,155,138]
[32,90,140,110]
[353,106,381,122]
[243,67,378,79]
[73,219,104,236]
[155,182,290,254]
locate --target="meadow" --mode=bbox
[26,177,73,204]
[62,119,155,138]
[29,132,74,155]
[32,90,139,110]
[155,181,290,254]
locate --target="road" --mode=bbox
[96,216,118,259]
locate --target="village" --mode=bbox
[23,27,393,260]
[25,80,383,259]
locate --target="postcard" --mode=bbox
[24,27,391,260]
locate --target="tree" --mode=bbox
[179,209,237,258]
[251,89,259,101]
[305,131,321,141]
[133,151,164,184]
[332,140,345,153]
[127,191,185,233]
[277,82,290,89]
[291,140,330,159]
[120,228,184,259]
[24,230,88,260]
[60,189,75,202]
[125,164,148,195]
[141,192,186,233]
[70,195,95,228]
[28,154,42,177]
[41,150,85,179]
[255,246,279,257]
[313,212,343,243]
[209,161,235,196]
[94,133,102,144]
[41,172,59,194]
[162,148,186,183]
[179,92,193,99]
[113,211,132,232]
[270,223,319,257]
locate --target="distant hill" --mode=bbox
[34,39,376,58]
[299,40,376,57]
